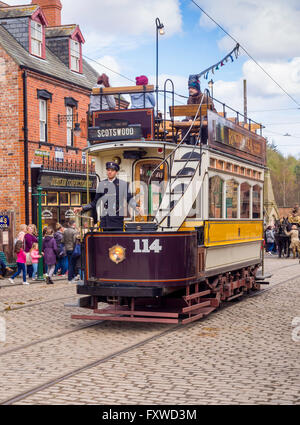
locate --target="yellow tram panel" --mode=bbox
[204,220,263,247]
[179,221,204,231]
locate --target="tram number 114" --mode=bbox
[133,239,162,254]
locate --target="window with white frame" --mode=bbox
[39,99,47,142]
[66,106,74,146]
[70,40,80,72]
[31,20,43,57]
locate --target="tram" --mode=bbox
[71,82,267,324]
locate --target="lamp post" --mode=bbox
[208,79,214,98]
[32,186,44,281]
[155,17,165,118]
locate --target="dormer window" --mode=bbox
[31,20,43,57]
[70,39,81,72]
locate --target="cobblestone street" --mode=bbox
[0,256,299,405]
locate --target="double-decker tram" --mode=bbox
[71,82,267,324]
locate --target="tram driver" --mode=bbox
[75,162,142,232]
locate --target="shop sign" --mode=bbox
[35,150,50,158]
[40,175,97,190]
[42,210,53,219]
[0,215,9,229]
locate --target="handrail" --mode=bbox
[147,93,207,226]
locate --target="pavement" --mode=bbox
[0,256,299,405]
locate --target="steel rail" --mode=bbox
[1,269,299,405]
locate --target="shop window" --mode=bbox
[240,182,250,219]
[47,192,58,206]
[41,192,47,206]
[81,192,88,205]
[209,176,224,218]
[253,185,261,219]
[226,179,238,219]
[60,192,70,206]
[71,193,81,206]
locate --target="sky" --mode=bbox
[6,0,300,157]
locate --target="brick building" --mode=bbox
[0,0,103,255]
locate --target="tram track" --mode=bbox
[1,268,299,405]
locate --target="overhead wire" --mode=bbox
[190,0,300,108]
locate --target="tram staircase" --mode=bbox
[155,145,206,231]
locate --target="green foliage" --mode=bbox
[267,145,300,207]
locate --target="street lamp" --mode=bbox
[155,17,165,118]
[208,79,214,98]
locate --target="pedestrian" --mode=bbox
[30,242,42,281]
[284,225,300,260]
[75,162,141,232]
[9,241,29,285]
[24,224,38,278]
[62,220,77,283]
[0,260,13,280]
[54,223,68,276]
[42,227,58,285]
[15,224,27,246]
[265,226,275,255]
[71,235,82,283]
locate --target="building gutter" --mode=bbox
[22,70,30,224]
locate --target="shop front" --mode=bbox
[31,167,97,230]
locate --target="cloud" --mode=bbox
[196,0,300,60]
[6,0,182,53]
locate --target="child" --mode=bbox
[42,227,58,285]
[30,243,42,281]
[9,241,29,285]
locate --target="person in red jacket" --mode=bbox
[9,241,29,285]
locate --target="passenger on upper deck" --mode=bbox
[187,75,216,117]
[130,76,156,109]
[90,73,116,112]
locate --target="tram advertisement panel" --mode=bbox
[85,232,197,286]
[207,110,266,166]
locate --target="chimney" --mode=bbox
[32,0,62,27]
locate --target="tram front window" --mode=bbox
[135,160,167,219]
[209,176,224,218]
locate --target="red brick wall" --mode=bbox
[0,47,23,235]
[0,48,92,233]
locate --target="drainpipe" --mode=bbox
[22,70,30,224]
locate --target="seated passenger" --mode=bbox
[130,76,155,109]
[187,76,216,117]
[90,73,116,112]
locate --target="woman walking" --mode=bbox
[9,241,29,285]
[42,227,58,285]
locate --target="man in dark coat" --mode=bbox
[75,162,141,231]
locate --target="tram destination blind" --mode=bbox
[88,124,142,143]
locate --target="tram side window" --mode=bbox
[226,179,238,219]
[253,185,261,219]
[240,182,250,219]
[209,176,224,218]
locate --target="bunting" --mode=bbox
[192,43,240,81]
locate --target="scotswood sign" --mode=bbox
[88,124,142,143]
